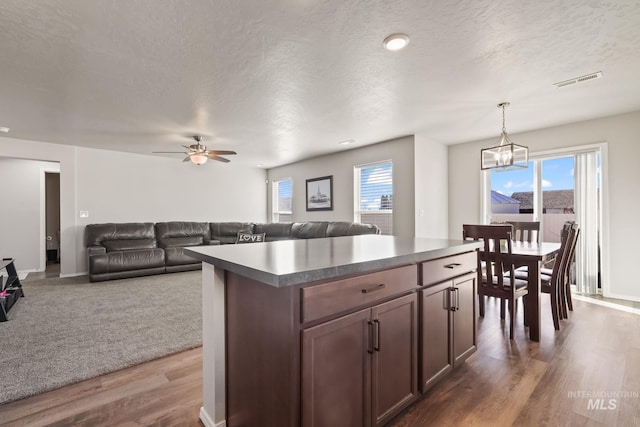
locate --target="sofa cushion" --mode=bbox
[291,222,329,239]
[236,232,266,244]
[85,222,156,247]
[103,239,157,252]
[158,236,204,248]
[164,247,200,266]
[210,222,255,245]
[89,248,165,274]
[254,223,293,242]
[326,221,380,237]
[155,222,209,240]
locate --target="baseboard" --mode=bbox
[59,272,87,279]
[16,269,37,280]
[573,295,640,316]
[199,407,226,427]
[603,292,640,303]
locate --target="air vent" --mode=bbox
[553,71,603,88]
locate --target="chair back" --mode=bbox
[463,224,516,294]
[506,221,540,243]
[549,225,575,286]
[563,223,580,286]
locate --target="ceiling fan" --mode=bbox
[153,135,237,165]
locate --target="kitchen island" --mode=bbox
[186,235,482,427]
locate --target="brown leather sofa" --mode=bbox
[85,221,380,282]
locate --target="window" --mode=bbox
[354,161,393,234]
[272,178,292,223]
[489,156,577,242]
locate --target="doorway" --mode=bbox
[484,145,605,296]
[44,172,60,277]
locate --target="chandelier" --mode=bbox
[481,102,528,170]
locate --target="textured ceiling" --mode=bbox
[1,0,640,168]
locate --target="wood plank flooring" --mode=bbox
[1,296,638,426]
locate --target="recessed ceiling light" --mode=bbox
[339,139,355,145]
[256,163,264,167]
[383,33,410,51]
[0,127,9,133]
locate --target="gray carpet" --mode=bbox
[0,271,202,404]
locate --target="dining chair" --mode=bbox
[536,221,577,318]
[506,221,540,243]
[514,224,576,330]
[463,224,528,339]
[547,223,579,319]
[563,226,579,313]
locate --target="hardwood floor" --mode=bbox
[1,296,638,426]
[391,297,640,427]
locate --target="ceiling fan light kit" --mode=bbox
[153,135,237,165]
[480,102,528,171]
[190,153,209,165]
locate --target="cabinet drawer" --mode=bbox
[421,251,477,287]
[302,265,418,323]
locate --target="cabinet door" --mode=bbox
[302,308,371,427]
[420,281,453,393]
[452,273,477,366]
[371,293,418,427]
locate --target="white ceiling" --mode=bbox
[1,0,640,168]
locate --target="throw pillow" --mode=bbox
[235,232,266,244]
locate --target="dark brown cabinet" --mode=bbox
[302,293,418,427]
[451,273,477,366]
[222,247,480,427]
[420,271,476,393]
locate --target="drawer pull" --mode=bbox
[361,283,386,294]
[444,263,462,269]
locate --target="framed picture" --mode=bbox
[306,175,333,211]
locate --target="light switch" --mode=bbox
[80,211,89,218]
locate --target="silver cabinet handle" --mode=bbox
[444,263,462,269]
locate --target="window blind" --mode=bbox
[355,161,393,234]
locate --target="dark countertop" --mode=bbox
[185,235,481,288]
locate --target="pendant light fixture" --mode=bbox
[480,102,528,170]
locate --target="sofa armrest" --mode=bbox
[87,246,106,256]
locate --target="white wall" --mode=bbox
[0,158,60,272]
[414,134,448,238]
[0,137,267,276]
[448,110,640,301]
[0,137,78,276]
[267,136,416,237]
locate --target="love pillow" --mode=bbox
[235,232,266,244]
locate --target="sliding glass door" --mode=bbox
[486,149,602,294]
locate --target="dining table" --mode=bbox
[510,241,562,341]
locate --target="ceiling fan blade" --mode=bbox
[208,155,231,163]
[152,151,188,154]
[182,155,192,162]
[208,150,237,155]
